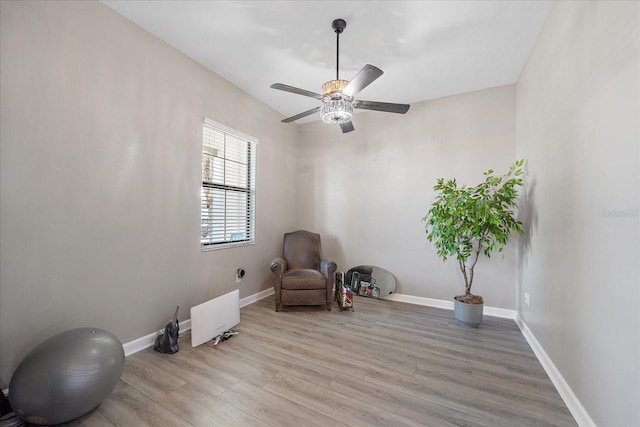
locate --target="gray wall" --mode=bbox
[2,2,638,425]
[516,1,639,426]
[0,1,298,387]
[296,85,518,309]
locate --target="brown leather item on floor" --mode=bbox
[270,230,337,312]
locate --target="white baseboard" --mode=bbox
[240,287,274,308]
[122,288,275,357]
[385,293,454,310]
[515,314,595,427]
[384,293,516,319]
[483,305,517,319]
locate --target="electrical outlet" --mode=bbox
[524,292,531,307]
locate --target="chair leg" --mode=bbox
[275,303,280,312]
[326,302,331,311]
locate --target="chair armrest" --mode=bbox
[320,258,337,307]
[270,257,287,305]
[319,258,337,282]
[270,257,287,273]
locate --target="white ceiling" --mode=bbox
[101,0,554,124]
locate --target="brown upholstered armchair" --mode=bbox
[270,230,337,312]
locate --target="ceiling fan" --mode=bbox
[270,18,410,134]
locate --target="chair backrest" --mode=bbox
[283,230,321,270]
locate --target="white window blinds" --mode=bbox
[201,120,256,249]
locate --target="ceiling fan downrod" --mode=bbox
[332,19,346,81]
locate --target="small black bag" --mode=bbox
[154,305,179,354]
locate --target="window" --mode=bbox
[201,119,257,249]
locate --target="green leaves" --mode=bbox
[422,159,525,295]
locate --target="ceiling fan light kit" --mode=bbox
[320,80,353,124]
[270,18,410,133]
[321,98,353,124]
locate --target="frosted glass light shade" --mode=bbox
[320,98,353,123]
[321,79,349,96]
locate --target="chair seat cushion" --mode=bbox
[282,269,326,290]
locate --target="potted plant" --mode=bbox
[422,159,525,327]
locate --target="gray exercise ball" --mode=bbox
[8,328,124,425]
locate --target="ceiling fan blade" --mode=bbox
[271,83,323,100]
[340,121,355,133]
[354,100,410,114]
[281,106,321,123]
[343,64,383,97]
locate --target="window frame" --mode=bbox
[201,118,257,250]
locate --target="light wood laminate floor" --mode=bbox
[61,295,576,426]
